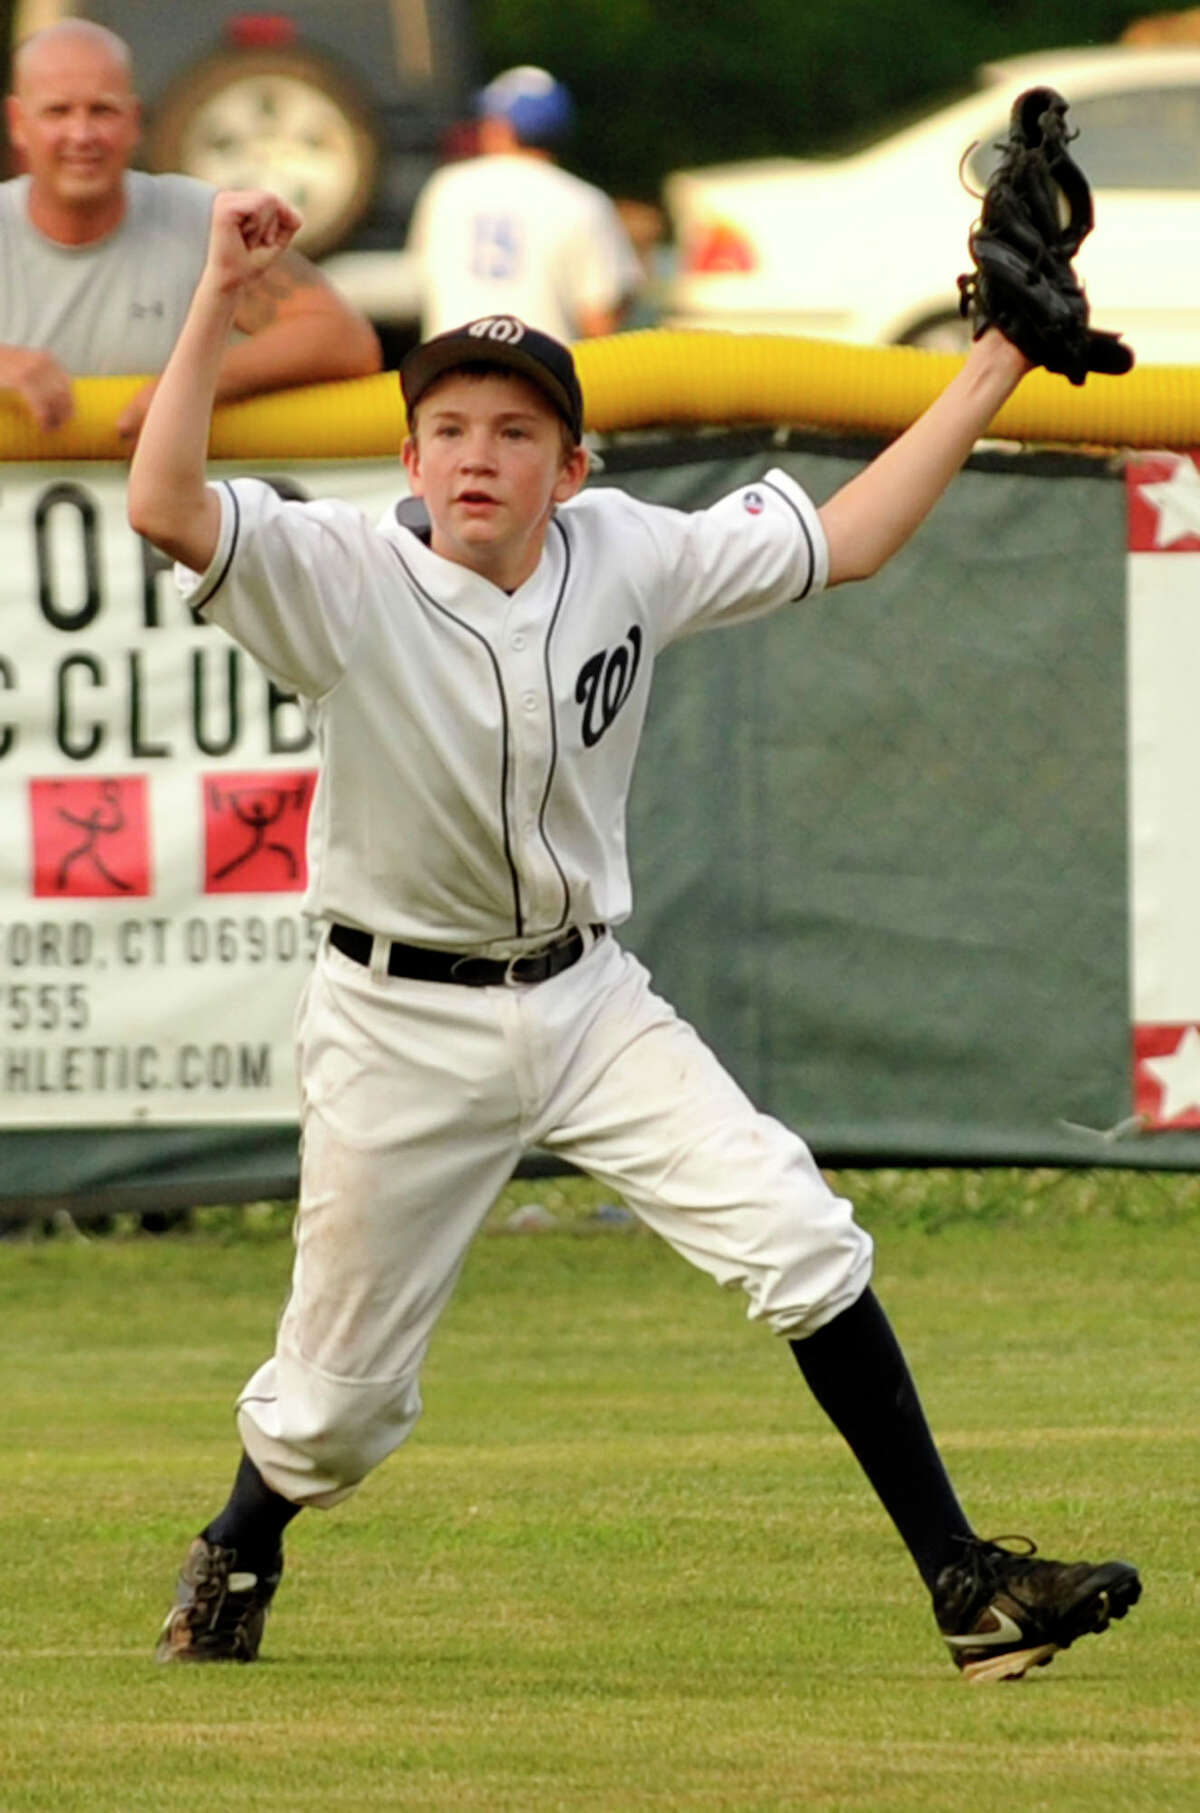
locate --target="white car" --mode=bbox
[663,46,1200,363]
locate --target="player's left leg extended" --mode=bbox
[530,936,1141,1680]
[157,936,530,1663]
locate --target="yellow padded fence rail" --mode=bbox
[2,330,1200,461]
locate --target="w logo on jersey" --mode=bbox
[576,627,643,748]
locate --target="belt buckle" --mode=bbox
[504,948,545,987]
[448,953,495,986]
[504,928,580,987]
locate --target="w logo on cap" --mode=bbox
[467,316,526,345]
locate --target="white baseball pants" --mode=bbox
[237,931,874,1505]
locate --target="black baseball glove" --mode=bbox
[956,86,1134,386]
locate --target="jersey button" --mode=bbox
[522,692,537,712]
[511,633,526,650]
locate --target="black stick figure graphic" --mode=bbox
[210,783,305,882]
[55,780,134,891]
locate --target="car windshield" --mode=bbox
[964,83,1200,191]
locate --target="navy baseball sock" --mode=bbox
[203,1451,302,1574]
[789,1287,973,1590]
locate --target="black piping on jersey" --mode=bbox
[186,480,242,620]
[534,516,574,934]
[389,542,531,938]
[759,476,818,599]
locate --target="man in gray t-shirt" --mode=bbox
[0,19,381,439]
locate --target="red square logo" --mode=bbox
[203,770,315,893]
[30,776,151,898]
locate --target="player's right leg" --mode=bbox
[155,937,525,1662]
[530,936,1141,1680]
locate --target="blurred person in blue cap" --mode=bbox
[407,64,642,342]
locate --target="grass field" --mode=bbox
[0,1169,1197,1812]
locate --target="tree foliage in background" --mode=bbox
[476,0,1187,198]
[0,0,12,92]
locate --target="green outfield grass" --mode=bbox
[0,1170,1196,1812]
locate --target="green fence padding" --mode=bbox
[3,429,1196,1211]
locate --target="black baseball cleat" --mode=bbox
[933,1534,1141,1684]
[155,1535,282,1664]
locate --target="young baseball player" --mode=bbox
[129,191,1141,1683]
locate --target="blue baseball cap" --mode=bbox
[475,65,574,146]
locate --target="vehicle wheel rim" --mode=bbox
[175,76,365,247]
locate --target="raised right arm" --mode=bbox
[127,189,302,571]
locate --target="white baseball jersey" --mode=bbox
[0,172,214,373]
[181,472,827,953]
[407,153,643,341]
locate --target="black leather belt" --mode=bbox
[329,921,605,987]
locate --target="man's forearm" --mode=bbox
[217,297,381,399]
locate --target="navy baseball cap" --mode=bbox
[400,316,585,443]
[475,65,574,146]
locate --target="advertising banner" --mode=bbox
[0,459,401,1129]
